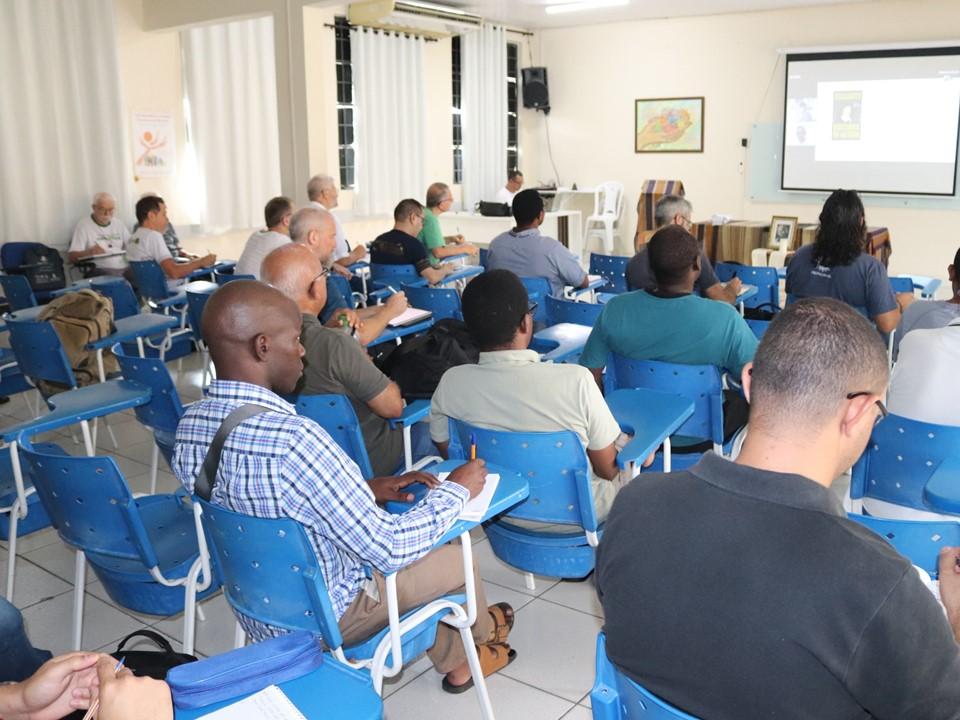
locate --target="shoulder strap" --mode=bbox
[195,404,272,501]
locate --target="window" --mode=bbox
[451,35,463,184]
[506,42,519,175]
[335,17,356,188]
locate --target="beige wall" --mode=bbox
[534,0,960,286]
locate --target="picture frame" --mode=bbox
[769,215,799,251]
[635,97,705,153]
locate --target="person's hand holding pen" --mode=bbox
[93,654,172,720]
[384,288,409,319]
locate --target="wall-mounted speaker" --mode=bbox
[522,67,550,112]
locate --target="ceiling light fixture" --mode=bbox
[545,0,629,15]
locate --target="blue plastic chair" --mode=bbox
[520,276,551,325]
[449,419,601,580]
[545,295,603,327]
[889,276,914,295]
[113,344,185,494]
[195,499,490,708]
[89,276,141,319]
[128,260,193,358]
[212,269,255,286]
[608,355,727,463]
[591,633,698,719]
[402,283,462,321]
[0,243,63,303]
[850,413,960,518]
[589,253,630,294]
[369,262,425,289]
[846,514,960,579]
[0,274,38,311]
[328,273,364,310]
[18,436,219,652]
[184,281,219,387]
[745,318,770,340]
[715,263,780,311]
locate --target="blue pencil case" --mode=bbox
[167,631,324,710]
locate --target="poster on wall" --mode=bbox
[132,111,176,177]
[635,97,705,153]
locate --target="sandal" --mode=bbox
[441,642,517,694]
[485,602,515,645]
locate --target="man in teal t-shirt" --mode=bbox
[580,225,758,387]
[418,182,479,266]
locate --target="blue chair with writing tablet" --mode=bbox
[545,295,603,328]
[846,514,960,579]
[591,633,698,719]
[0,274,39,311]
[589,253,630,295]
[715,263,780,311]
[402,283,463,321]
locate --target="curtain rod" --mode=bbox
[324,21,438,42]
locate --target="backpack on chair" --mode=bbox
[376,319,479,400]
[17,244,66,293]
[37,289,119,394]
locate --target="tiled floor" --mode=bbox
[1,352,599,719]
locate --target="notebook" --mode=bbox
[388,307,433,328]
[587,274,604,284]
[437,472,501,521]
[737,283,757,298]
[197,685,305,720]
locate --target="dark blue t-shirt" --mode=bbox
[785,244,896,318]
[370,229,431,274]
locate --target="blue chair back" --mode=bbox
[327,274,358,310]
[520,277,551,325]
[545,295,602,327]
[402,284,461,321]
[851,414,960,511]
[6,315,76,388]
[197,498,343,645]
[745,318,770,340]
[589,253,630,294]
[213,269,255,286]
[91,277,140,319]
[0,274,38,311]
[592,633,699,719]
[609,355,723,446]
[291,395,376,480]
[1,243,48,273]
[184,281,218,346]
[18,437,161,567]
[113,345,184,435]
[714,263,780,310]
[479,247,489,269]
[449,419,597,531]
[129,260,174,302]
[846,514,960,579]
[370,263,420,285]
[889,276,914,295]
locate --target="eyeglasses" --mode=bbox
[526,302,538,318]
[311,267,330,286]
[846,391,888,425]
[679,216,693,230]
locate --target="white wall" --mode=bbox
[534,0,960,285]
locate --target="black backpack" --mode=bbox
[377,319,479,400]
[17,244,66,293]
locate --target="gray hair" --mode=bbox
[306,174,335,201]
[92,192,115,206]
[654,195,692,228]
[425,182,450,208]
[749,298,889,431]
[289,206,332,243]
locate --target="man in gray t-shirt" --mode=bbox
[893,246,960,356]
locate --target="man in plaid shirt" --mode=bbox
[173,280,517,693]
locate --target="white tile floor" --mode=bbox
[0,351,599,719]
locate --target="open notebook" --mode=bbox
[388,307,433,328]
[436,472,500,521]
[197,685,305,720]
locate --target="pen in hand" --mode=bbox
[82,656,126,720]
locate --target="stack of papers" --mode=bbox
[437,472,501,521]
[388,307,433,327]
[198,685,305,720]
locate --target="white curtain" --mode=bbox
[182,16,281,231]
[461,24,507,209]
[0,0,132,251]
[351,29,427,216]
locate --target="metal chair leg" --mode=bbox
[72,550,86,651]
[149,443,159,495]
[5,503,19,601]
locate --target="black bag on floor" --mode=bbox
[377,318,479,400]
[111,629,198,680]
[17,244,66,292]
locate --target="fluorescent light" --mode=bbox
[545,0,629,15]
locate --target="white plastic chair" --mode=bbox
[585,181,624,254]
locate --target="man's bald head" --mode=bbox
[289,207,336,261]
[261,243,325,313]
[201,280,304,393]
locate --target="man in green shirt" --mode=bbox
[418,182,479,266]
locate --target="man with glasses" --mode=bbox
[626,194,741,304]
[430,269,625,521]
[597,297,960,719]
[370,198,456,285]
[419,182,479,265]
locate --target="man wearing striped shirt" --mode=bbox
[173,280,515,693]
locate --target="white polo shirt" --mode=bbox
[887,317,960,426]
[69,216,129,270]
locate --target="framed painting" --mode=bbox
[770,215,799,250]
[635,97,705,153]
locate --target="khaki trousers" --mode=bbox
[338,545,493,674]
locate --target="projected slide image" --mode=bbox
[832,91,862,140]
[785,98,816,146]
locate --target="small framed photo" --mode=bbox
[635,97,705,153]
[770,215,799,250]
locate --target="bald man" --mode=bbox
[262,243,410,475]
[172,281,515,693]
[289,206,408,346]
[68,191,130,276]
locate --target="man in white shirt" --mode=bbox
[235,196,293,279]
[68,192,129,276]
[126,195,215,291]
[887,316,960,426]
[306,174,365,276]
[495,170,523,207]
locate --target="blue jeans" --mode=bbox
[0,596,52,682]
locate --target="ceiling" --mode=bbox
[399,0,873,30]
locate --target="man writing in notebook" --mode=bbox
[173,280,518,694]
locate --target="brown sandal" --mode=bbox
[485,602,515,645]
[442,642,517,694]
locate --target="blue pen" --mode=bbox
[469,432,477,460]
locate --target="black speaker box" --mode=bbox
[522,67,550,111]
